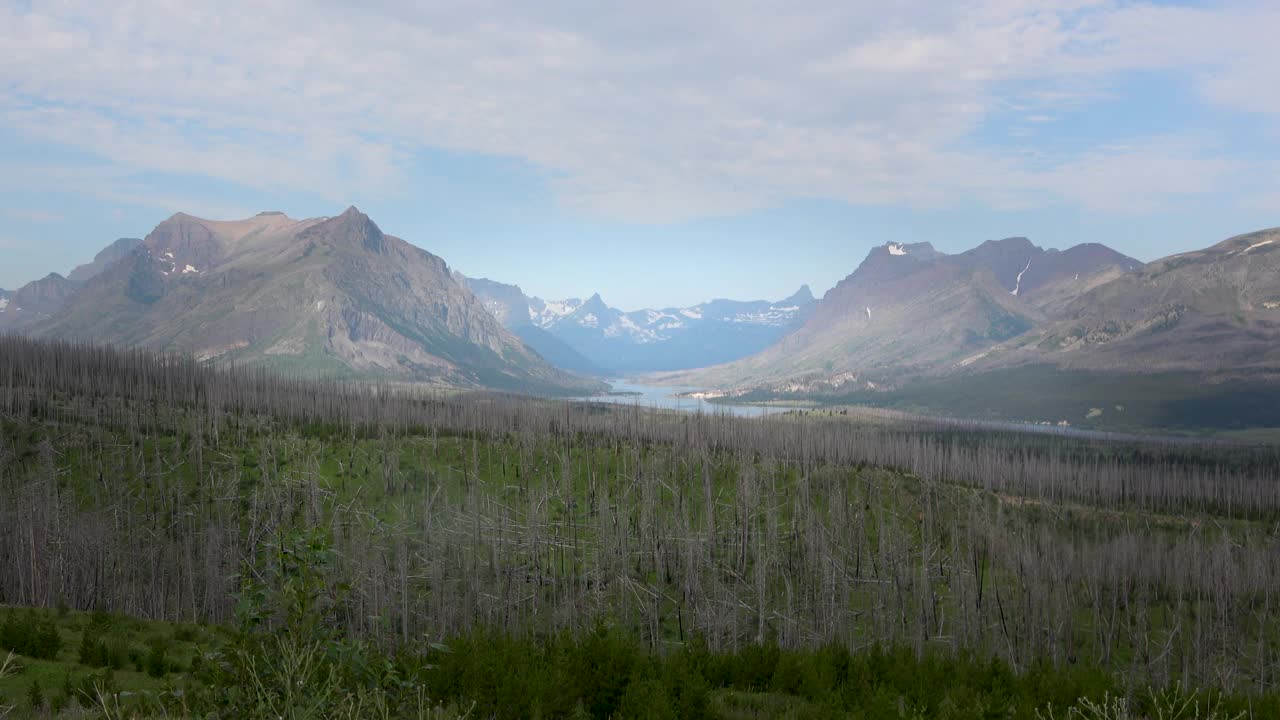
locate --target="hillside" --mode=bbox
[675,238,1141,394]
[29,208,600,395]
[974,227,1280,379]
[1,337,1277,716]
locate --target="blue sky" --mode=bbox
[1,0,1278,310]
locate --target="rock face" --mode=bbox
[67,237,144,285]
[453,275,604,376]
[462,276,818,374]
[0,273,78,331]
[31,208,601,394]
[676,237,1145,393]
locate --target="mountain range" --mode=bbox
[5,206,1280,429]
[3,208,600,395]
[457,276,816,374]
[665,230,1280,428]
[673,237,1142,391]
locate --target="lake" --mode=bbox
[574,380,787,418]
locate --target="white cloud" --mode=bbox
[0,0,1276,221]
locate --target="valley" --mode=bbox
[1,338,1278,718]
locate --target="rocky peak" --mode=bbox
[68,237,144,285]
[780,284,816,306]
[581,293,611,316]
[302,206,390,255]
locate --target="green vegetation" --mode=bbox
[757,365,1280,433]
[0,337,1278,717]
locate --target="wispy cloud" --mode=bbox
[1,208,63,222]
[0,0,1276,221]
[0,236,36,251]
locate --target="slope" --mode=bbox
[32,208,600,395]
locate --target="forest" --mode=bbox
[1,336,1278,719]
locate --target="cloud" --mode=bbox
[0,236,36,251]
[1033,137,1238,214]
[1,208,63,222]
[0,162,258,220]
[0,0,1276,221]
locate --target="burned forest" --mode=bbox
[0,336,1277,718]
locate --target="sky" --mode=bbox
[1,1,1279,310]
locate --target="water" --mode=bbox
[572,382,1222,444]
[573,380,787,418]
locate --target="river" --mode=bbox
[574,380,788,418]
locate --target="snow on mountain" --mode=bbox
[468,281,819,373]
[529,297,584,327]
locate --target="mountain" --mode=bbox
[675,238,1143,393]
[461,277,818,374]
[975,227,1280,378]
[453,275,604,376]
[0,238,146,329]
[29,208,601,395]
[0,272,78,331]
[67,237,144,285]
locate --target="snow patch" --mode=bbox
[728,306,800,325]
[1244,239,1276,253]
[531,298,583,327]
[865,307,872,320]
[579,313,599,328]
[887,243,906,256]
[163,251,175,259]
[182,264,199,274]
[0,298,7,312]
[679,308,703,319]
[957,349,992,368]
[1010,258,1032,296]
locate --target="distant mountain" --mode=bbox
[676,237,1143,393]
[67,237,144,285]
[0,272,78,331]
[453,275,604,376]
[29,208,601,395]
[976,227,1280,378]
[0,238,145,329]
[461,276,818,374]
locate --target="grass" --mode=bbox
[0,606,220,715]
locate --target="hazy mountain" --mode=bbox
[67,237,144,285]
[462,277,818,374]
[0,272,78,331]
[951,237,1144,314]
[675,238,1143,393]
[31,208,601,395]
[975,227,1280,378]
[0,238,146,328]
[453,275,604,376]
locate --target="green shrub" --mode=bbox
[0,611,61,660]
[146,640,168,677]
[615,678,675,720]
[27,678,43,710]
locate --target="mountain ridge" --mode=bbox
[460,276,819,374]
[666,236,1146,393]
[26,208,601,395]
